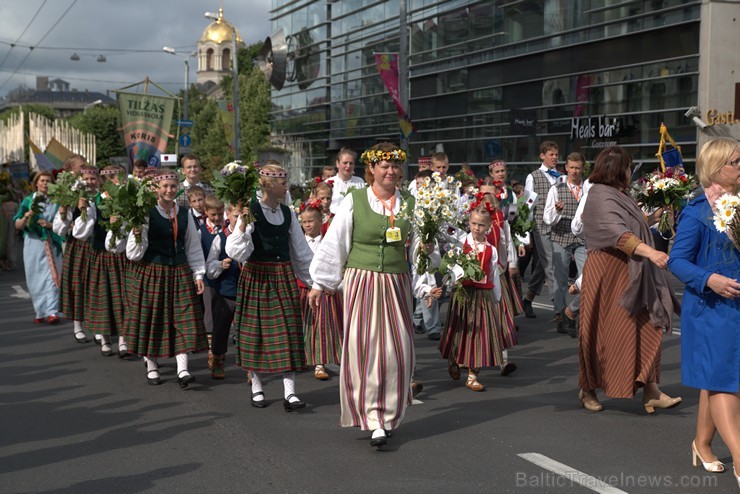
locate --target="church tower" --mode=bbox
[197,7,245,86]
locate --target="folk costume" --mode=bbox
[74,198,127,356]
[203,218,240,379]
[125,199,209,386]
[298,232,342,379]
[225,197,313,408]
[440,232,503,391]
[310,187,417,433]
[54,207,92,339]
[15,193,62,321]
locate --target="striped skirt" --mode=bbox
[502,269,523,317]
[84,249,126,336]
[340,268,414,431]
[495,272,520,349]
[440,286,505,368]
[60,237,91,321]
[299,286,343,366]
[123,261,208,358]
[578,249,662,399]
[233,261,306,373]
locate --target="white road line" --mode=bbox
[10,285,30,300]
[518,452,629,494]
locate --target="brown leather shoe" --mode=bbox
[314,366,329,381]
[448,362,460,381]
[578,389,604,412]
[466,370,485,392]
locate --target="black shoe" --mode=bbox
[523,299,536,318]
[101,343,114,357]
[146,370,161,386]
[500,362,518,376]
[118,346,131,359]
[561,310,578,338]
[177,371,195,389]
[413,324,425,334]
[427,332,440,341]
[94,337,102,346]
[411,381,423,397]
[283,394,306,412]
[384,430,393,438]
[370,430,387,448]
[251,391,268,408]
[73,331,88,344]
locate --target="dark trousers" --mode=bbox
[211,293,236,356]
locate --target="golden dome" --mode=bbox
[200,8,243,44]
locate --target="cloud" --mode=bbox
[0,0,271,97]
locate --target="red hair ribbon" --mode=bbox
[299,199,322,213]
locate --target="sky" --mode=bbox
[0,0,272,99]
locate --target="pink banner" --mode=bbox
[374,54,404,115]
[574,74,591,117]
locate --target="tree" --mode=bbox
[0,103,57,122]
[67,106,125,163]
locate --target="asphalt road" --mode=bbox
[0,266,736,494]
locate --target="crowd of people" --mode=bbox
[8,138,739,484]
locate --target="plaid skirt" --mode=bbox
[496,272,519,349]
[440,286,505,368]
[233,261,306,373]
[299,286,343,366]
[60,237,91,320]
[123,260,208,358]
[84,249,126,336]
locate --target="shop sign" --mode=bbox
[570,115,620,140]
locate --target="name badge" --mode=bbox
[385,227,402,243]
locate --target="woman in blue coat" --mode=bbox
[668,137,740,487]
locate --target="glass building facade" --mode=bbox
[269,0,701,180]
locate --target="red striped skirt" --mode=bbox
[299,286,343,366]
[340,268,414,431]
[60,237,91,320]
[578,249,662,398]
[84,249,126,336]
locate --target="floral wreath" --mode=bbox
[488,160,506,170]
[259,168,288,178]
[80,166,99,175]
[100,168,121,176]
[360,147,408,165]
[156,172,179,182]
[299,199,323,213]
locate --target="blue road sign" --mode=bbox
[179,134,192,147]
[176,119,194,127]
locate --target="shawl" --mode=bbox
[583,184,680,330]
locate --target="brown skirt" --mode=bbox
[578,249,662,398]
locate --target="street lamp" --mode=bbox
[84,99,103,113]
[204,10,240,160]
[162,46,195,121]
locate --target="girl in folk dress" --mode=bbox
[14,171,63,324]
[54,165,100,342]
[308,142,422,448]
[310,180,335,236]
[298,201,342,381]
[75,165,128,357]
[125,171,209,387]
[440,207,503,392]
[226,163,313,410]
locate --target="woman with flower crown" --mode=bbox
[308,142,425,449]
[226,161,314,411]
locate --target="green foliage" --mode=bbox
[30,194,46,216]
[434,247,487,284]
[211,161,259,208]
[0,103,57,122]
[67,106,125,163]
[97,176,157,245]
[47,171,92,221]
[510,201,534,245]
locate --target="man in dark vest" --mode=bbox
[522,141,561,319]
[543,152,587,336]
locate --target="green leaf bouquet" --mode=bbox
[47,171,92,222]
[97,175,157,246]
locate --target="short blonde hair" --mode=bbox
[696,137,740,188]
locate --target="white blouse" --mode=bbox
[459,232,501,303]
[52,208,73,237]
[224,201,313,286]
[125,203,205,280]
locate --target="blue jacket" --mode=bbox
[668,195,740,392]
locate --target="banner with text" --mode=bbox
[374,53,415,141]
[117,92,175,168]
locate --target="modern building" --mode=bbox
[267,0,739,179]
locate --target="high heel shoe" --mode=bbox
[642,393,682,414]
[578,389,604,412]
[283,394,305,412]
[691,441,724,473]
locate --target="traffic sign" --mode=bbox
[179,134,192,147]
[176,119,194,127]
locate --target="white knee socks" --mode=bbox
[250,371,264,401]
[283,372,299,402]
[176,353,189,377]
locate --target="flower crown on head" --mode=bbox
[80,166,99,175]
[360,147,408,165]
[299,199,323,213]
[100,168,121,176]
[488,160,506,169]
[259,168,288,179]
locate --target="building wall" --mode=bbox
[270,0,705,179]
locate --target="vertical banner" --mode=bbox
[374,53,416,141]
[117,92,175,168]
[573,74,591,117]
[217,100,236,150]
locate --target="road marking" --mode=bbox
[530,302,681,335]
[10,285,30,300]
[518,452,629,494]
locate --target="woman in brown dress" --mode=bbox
[577,146,681,413]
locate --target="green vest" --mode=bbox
[142,206,188,265]
[345,188,414,274]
